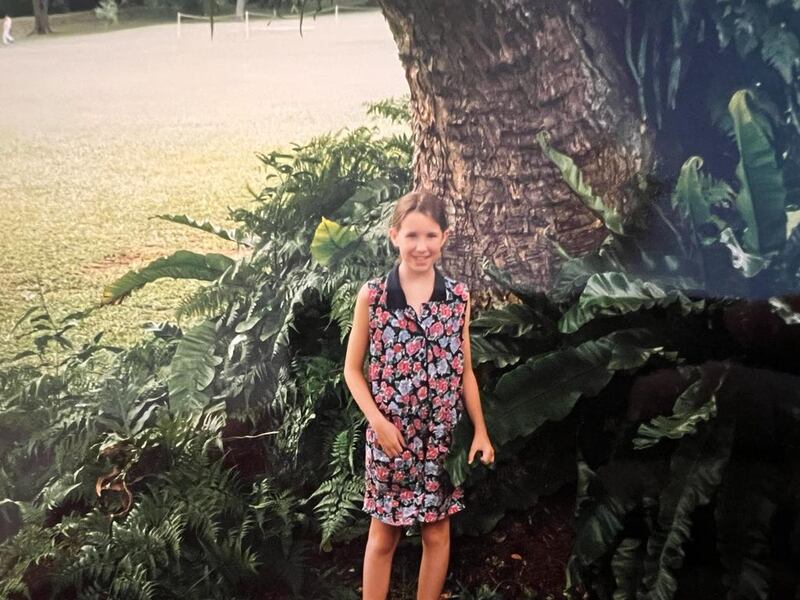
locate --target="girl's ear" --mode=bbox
[441,229,450,245]
[388,226,399,248]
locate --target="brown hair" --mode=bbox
[389,190,448,232]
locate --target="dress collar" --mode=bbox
[386,262,447,310]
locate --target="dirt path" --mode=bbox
[0,11,407,356]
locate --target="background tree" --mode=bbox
[375,0,800,295]
[31,0,51,33]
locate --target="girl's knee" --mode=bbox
[421,517,450,548]
[367,519,403,555]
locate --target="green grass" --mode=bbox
[0,130,263,362]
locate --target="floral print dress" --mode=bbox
[362,262,469,527]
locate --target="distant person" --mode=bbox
[2,15,13,45]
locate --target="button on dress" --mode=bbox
[362,262,469,527]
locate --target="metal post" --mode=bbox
[335,4,338,23]
[245,10,249,39]
[177,12,181,38]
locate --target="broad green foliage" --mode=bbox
[559,272,705,334]
[619,0,800,137]
[633,365,728,449]
[729,90,787,258]
[166,319,223,419]
[102,250,235,305]
[528,83,800,599]
[310,217,360,266]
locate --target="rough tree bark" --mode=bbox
[376,0,655,296]
[31,0,52,34]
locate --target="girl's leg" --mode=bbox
[363,517,403,600]
[417,515,450,600]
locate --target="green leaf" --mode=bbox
[490,329,660,448]
[559,272,705,334]
[634,365,729,449]
[469,336,521,368]
[167,320,223,416]
[729,90,787,256]
[310,217,360,266]
[153,213,257,247]
[102,250,234,305]
[761,25,800,84]
[641,419,736,600]
[470,304,538,337]
[672,156,733,248]
[536,131,626,235]
[566,458,648,591]
[331,178,398,221]
[612,538,645,600]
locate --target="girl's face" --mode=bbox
[389,210,449,273]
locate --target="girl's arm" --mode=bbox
[344,283,386,428]
[462,295,495,464]
[344,284,407,456]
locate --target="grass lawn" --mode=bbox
[0,8,406,362]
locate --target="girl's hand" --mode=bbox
[468,433,495,466]
[373,417,407,458]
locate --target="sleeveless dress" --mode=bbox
[362,262,469,527]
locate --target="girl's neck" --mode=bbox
[397,260,436,283]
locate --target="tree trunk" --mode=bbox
[376,0,655,296]
[235,0,247,20]
[32,0,51,34]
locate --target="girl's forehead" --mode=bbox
[396,211,444,231]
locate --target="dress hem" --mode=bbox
[362,500,466,528]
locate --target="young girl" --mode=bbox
[344,190,495,600]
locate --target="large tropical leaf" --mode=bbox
[672,156,733,250]
[489,329,662,448]
[761,25,800,85]
[729,90,787,256]
[566,457,660,592]
[469,336,522,369]
[612,538,646,600]
[536,131,626,235]
[559,272,705,334]
[639,419,736,600]
[167,320,223,416]
[634,364,729,450]
[548,237,625,304]
[331,177,399,222]
[153,214,258,247]
[309,217,361,266]
[102,251,235,305]
[470,304,540,337]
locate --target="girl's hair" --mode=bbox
[389,190,448,232]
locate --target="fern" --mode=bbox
[310,418,366,551]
